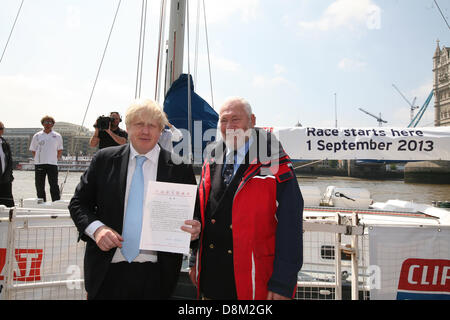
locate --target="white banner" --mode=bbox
[268,127,450,161]
[368,225,450,300]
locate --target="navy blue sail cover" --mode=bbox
[163,73,219,163]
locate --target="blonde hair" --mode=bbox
[125,99,168,131]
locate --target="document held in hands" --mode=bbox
[139,181,197,255]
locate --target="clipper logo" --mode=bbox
[397,258,450,300]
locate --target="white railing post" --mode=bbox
[334,213,342,300]
[351,212,359,300]
[4,207,17,300]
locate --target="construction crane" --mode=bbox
[408,90,434,128]
[392,84,419,122]
[358,108,388,127]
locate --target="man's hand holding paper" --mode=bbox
[181,219,201,241]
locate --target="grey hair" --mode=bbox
[221,96,253,118]
[218,97,255,135]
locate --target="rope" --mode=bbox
[135,0,145,98]
[154,0,167,102]
[434,0,450,30]
[186,0,193,161]
[79,0,122,131]
[140,0,148,96]
[193,0,201,87]
[61,0,122,195]
[202,0,215,109]
[293,159,325,170]
[0,0,25,66]
[189,0,215,110]
[135,0,148,99]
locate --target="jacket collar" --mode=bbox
[112,144,131,214]
[207,128,286,166]
[156,147,174,182]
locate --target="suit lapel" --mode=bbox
[209,161,222,191]
[208,142,225,201]
[116,144,130,226]
[156,148,172,182]
[212,145,252,215]
[206,142,252,217]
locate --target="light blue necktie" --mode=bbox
[121,155,147,263]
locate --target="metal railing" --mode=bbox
[1,206,369,300]
[297,213,369,300]
[0,207,86,300]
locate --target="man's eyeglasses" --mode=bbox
[42,121,54,125]
[0,127,4,130]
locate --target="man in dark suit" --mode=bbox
[69,99,200,300]
[0,121,15,207]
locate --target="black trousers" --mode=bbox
[0,182,14,207]
[89,262,162,300]
[35,164,60,202]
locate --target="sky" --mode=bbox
[0,0,449,130]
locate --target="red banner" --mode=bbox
[0,248,43,282]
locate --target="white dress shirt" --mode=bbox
[85,144,160,263]
[224,136,254,175]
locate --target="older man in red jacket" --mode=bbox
[190,97,303,300]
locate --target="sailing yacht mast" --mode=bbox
[164,0,193,161]
[164,0,186,94]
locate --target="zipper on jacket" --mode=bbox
[251,251,256,300]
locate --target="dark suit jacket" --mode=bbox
[0,137,14,184]
[69,143,197,299]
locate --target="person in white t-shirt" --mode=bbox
[29,116,64,202]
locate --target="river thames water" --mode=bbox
[9,170,450,205]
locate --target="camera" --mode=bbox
[94,116,113,130]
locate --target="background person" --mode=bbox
[29,116,63,202]
[0,122,15,207]
[158,122,183,152]
[90,111,128,149]
[190,97,304,300]
[69,99,200,300]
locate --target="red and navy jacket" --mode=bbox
[195,129,304,299]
